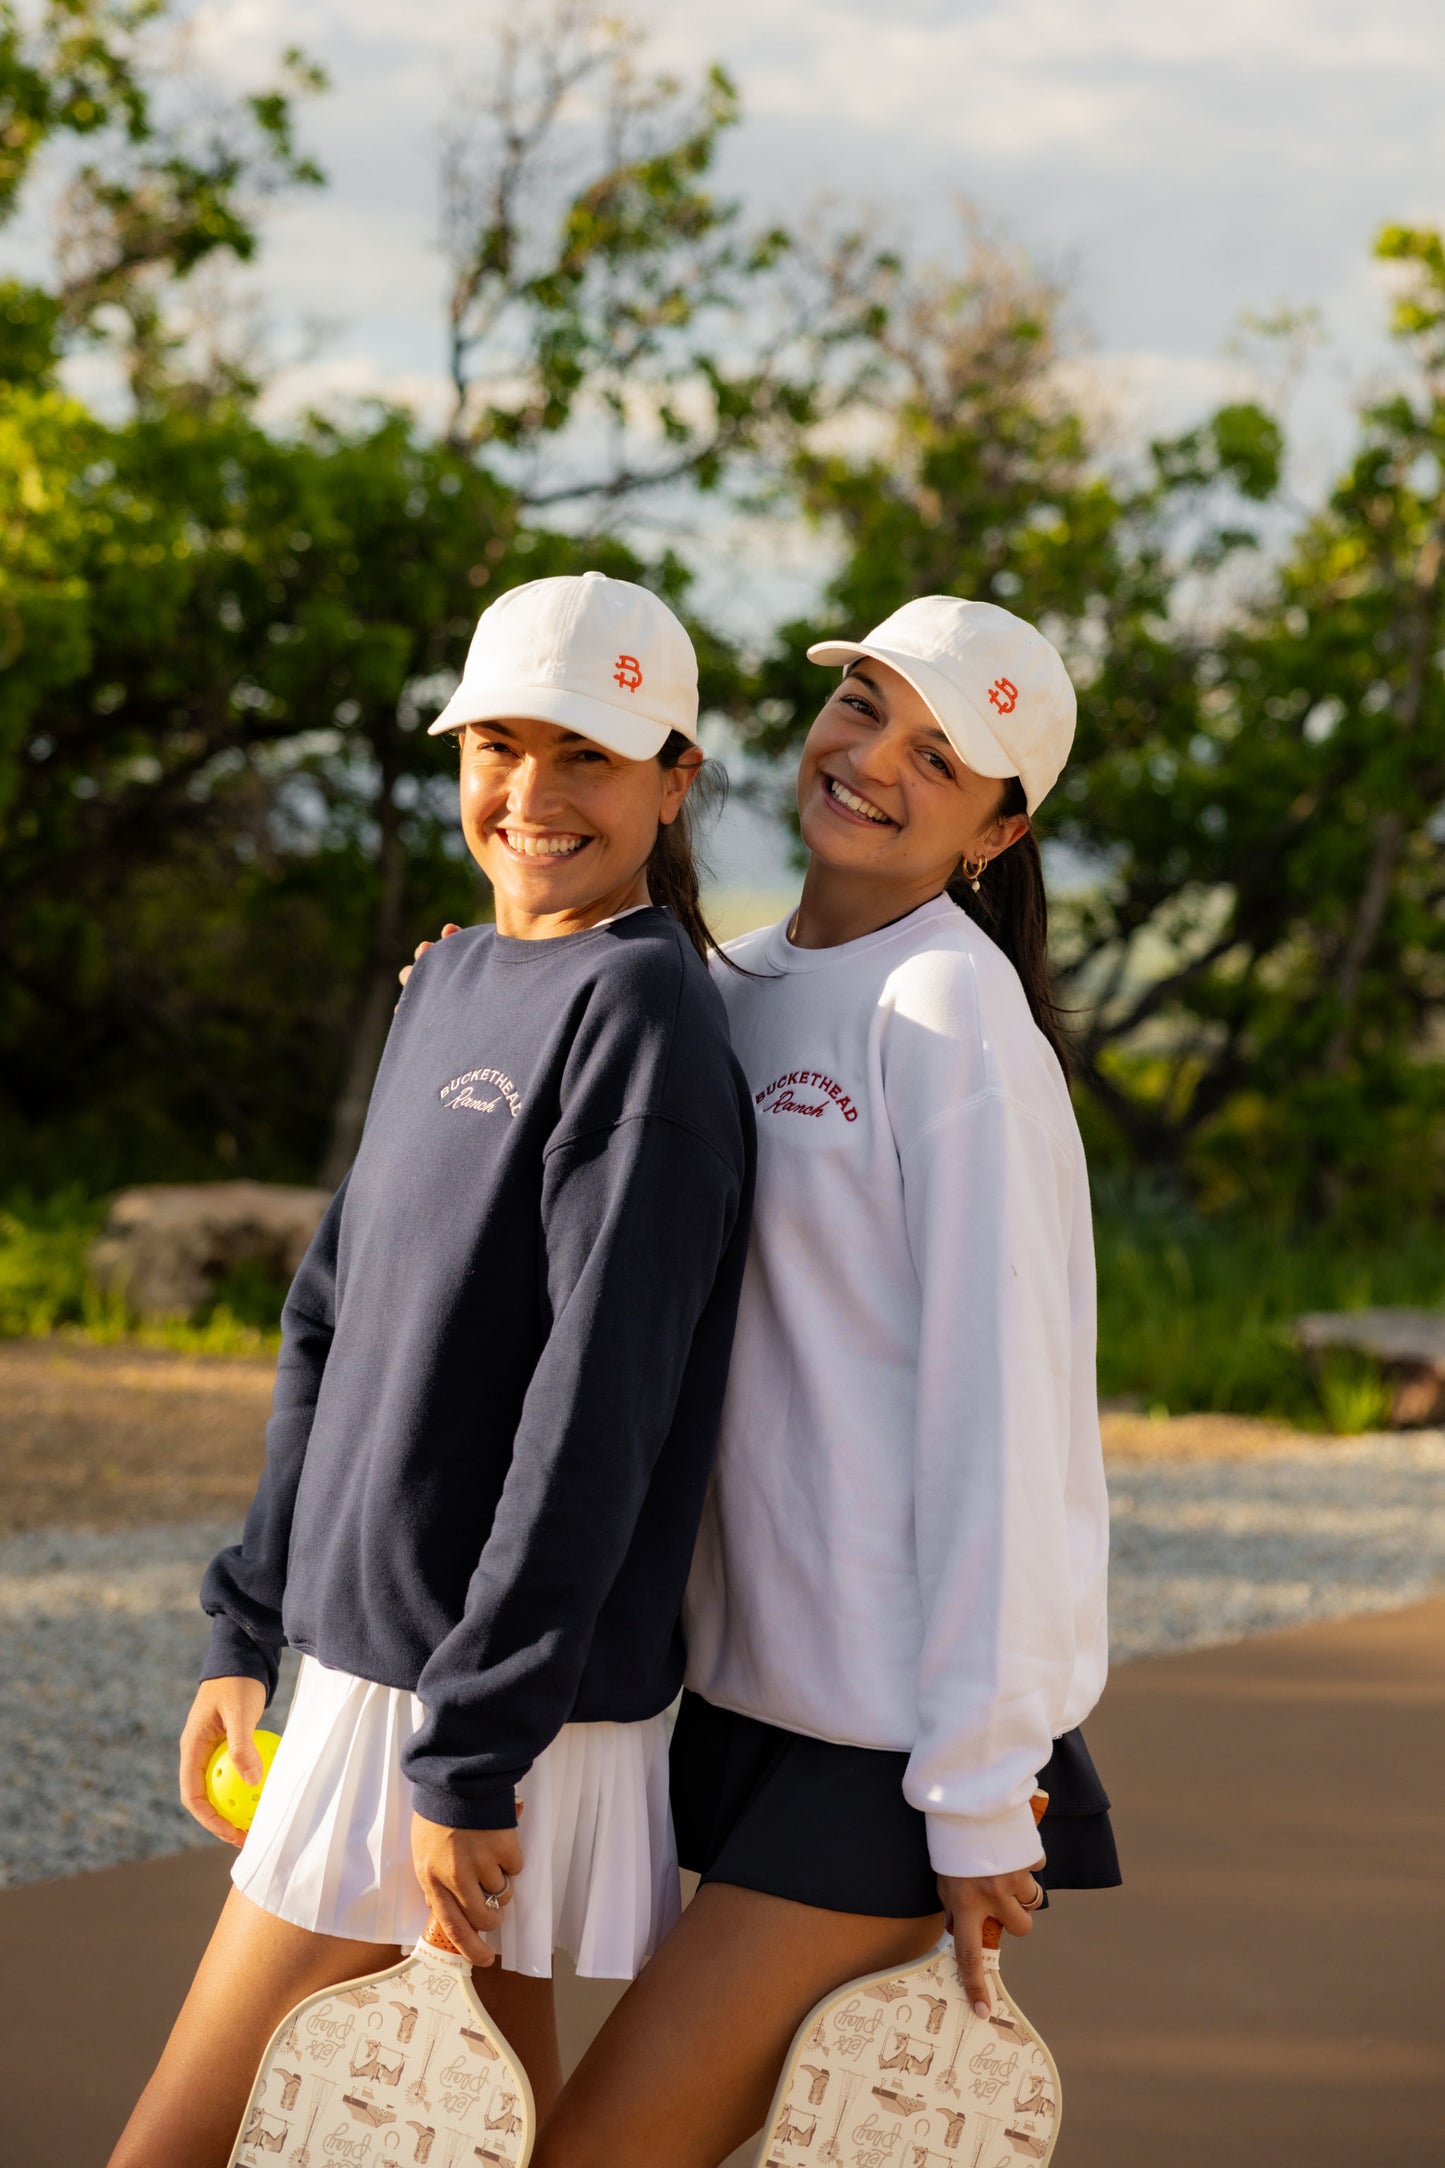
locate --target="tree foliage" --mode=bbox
[745,222,1445,1221]
[438,4,857,500]
[3,3,1442,1221]
[1,0,325,399]
[0,1,823,1185]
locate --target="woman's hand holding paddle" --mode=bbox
[411,1811,522,1968]
[179,1675,267,1849]
[938,1858,1046,2020]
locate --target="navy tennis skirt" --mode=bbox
[671,1691,1121,1919]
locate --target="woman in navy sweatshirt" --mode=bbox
[108,573,755,2168]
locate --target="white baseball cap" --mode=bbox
[807,596,1076,812]
[429,570,699,757]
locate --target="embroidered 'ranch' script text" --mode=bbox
[439,1066,524,1119]
[755,1069,859,1122]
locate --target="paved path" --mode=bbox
[5,1434,1442,1888]
[3,1597,1440,2167]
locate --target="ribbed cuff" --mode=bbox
[926,1798,1045,1880]
[200,1616,280,1702]
[410,1779,520,1833]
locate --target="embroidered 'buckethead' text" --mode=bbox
[755,1070,859,1122]
[439,1065,524,1118]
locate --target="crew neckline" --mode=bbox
[491,902,669,959]
[759,892,961,973]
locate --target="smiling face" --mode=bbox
[459,715,699,938]
[796,659,1030,919]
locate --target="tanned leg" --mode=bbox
[534,1882,943,2168]
[107,1887,401,2168]
[473,1968,565,2120]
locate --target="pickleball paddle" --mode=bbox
[752,1794,1058,2168]
[226,1915,535,2168]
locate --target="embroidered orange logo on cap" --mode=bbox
[988,677,1018,714]
[614,654,643,692]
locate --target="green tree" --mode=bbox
[0,0,324,398]
[740,227,1131,773]
[746,220,1445,1220]
[438,4,844,498]
[2,405,515,1184]
[1089,227,1445,1217]
[0,4,844,1189]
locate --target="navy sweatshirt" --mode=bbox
[200,908,755,1831]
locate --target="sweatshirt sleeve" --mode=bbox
[898,1092,1110,1879]
[198,1175,349,1700]
[403,1112,744,1830]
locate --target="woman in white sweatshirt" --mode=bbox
[531,596,1115,2168]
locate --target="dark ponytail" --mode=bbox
[648,730,731,966]
[947,776,1073,1078]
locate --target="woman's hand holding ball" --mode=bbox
[178,1676,269,1848]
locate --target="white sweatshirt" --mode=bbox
[683,895,1109,1879]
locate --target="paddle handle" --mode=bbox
[419,1801,523,1955]
[981,1789,1048,1952]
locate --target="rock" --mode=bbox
[89,1182,330,1319]
[1294,1308,1445,1427]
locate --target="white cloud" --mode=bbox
[168,0,1445,371]
[255,357,454,431]
[27,0,1443,596]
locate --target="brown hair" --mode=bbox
[946,776,1073,1078]
[648,730,729,965]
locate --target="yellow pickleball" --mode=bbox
[204,1728,282,1832]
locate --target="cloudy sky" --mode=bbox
[180,0,1442,888]
[29,0,1445,890]
[182,0,1445,466]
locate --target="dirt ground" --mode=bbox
[0,1339,272,1532]
[0,1338,1327,1533]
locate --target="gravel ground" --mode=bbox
[2,1434,1442,1888]
[1106,1432,1445,1659]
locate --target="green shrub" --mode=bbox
[0,1190,105,1337]
[3,1182,1441,1415]
[1314,1351,1393,1437]
[0,1191,283,1353]
[1093,1175,1445,1425]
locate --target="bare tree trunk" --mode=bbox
[1324,527,1444,1075]
[1322,808,1409,1074]
[318,750,408,1189]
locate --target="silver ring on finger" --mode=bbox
[482,1871,511,1912]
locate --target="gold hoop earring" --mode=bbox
[960,855,989,893]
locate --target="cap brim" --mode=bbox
[428,681,681,759]
[806,639,1017,786]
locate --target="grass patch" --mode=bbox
[3,1183,1441,1421]
[0,1190,283,1355]
[1094,1175,1444,1428]
[1313,1350,1393,1437]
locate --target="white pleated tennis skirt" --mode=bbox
[232,1655,680,1979]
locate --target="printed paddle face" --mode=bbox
[753,1942,1059,2168]
[227,1931,534,2168]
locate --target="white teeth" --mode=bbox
[827,776,890,824]
[501,831,587,857]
